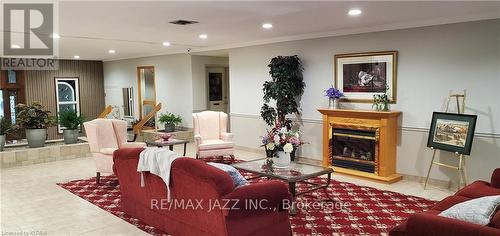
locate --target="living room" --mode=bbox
[1,1,500,236]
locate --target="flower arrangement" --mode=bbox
[261,124,305,155]
[325,86,343,99]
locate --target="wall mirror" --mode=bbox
[137,66,156,126]
[122,87,134,117]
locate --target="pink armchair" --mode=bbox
[83,118,146,183]
[192,111,234,160]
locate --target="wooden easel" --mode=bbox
[424,90,468,191]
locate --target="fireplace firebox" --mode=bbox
[331,128,377,173]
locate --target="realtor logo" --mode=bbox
[3,3,54,56]
[2,3,57,70]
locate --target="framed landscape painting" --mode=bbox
[427,112,477,155]
[334,51,397,103]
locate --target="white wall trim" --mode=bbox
[230,112,500,139]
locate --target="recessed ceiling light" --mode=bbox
[348,9,362,16]
[262,23,273,29]
[162,41,171,46]
[11,44,21,49]
[73,55,80,59]
[51,33,60,39]
[199,34,208,39]
[108,49,116,54]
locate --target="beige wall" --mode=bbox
[25,60,105,139]
[228,19,500,182]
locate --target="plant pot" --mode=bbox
[63,129,79,144]
[329,98,340,109]
[164,123,175,133]
[273,151,291,168]
[0,134,5,152]
[26,128,46,148]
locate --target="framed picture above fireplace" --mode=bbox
[334,51,397,103]
[427,112,477,155]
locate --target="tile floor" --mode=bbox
[0,143,454,235]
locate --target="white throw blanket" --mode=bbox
[137,147,180,201]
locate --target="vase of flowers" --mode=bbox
[261,122,305,168]
[325,86,343,109]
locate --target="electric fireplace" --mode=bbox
[318,108,402,183]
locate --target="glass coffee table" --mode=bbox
[232,158,333,214]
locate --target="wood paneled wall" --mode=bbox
[25,60,105,139]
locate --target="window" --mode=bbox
[55,78,80,133]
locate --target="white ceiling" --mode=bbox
[3,1,500,61]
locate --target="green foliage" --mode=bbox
[59,110,85,130]
[373,86,390,111]
[158,112,182,125]
[261,55,305,126]
[15,102,56,129]
[0,116,12,135]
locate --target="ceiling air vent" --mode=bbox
[169,20,199,25]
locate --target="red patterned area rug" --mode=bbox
[57,162,435,236]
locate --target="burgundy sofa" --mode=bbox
[390,168,500,236]
[113,148,292,236]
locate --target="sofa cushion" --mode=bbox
[439,195,500,226]
[456,181,500,199]
[208,162,248,187]
[432,195,471,211]
[199,139,234,150]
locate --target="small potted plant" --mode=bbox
[0,116,12,151]
[373,86,390,111]
[158,112,182,132]
[59,110,85,144]
[325,86,344,109]
[16,102,56,148]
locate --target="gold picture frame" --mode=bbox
[334,51,398,103]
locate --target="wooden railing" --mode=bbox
[97,105,113,118]
[132,103,162,136]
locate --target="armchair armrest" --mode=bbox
[221,132,233,142]
[491,168,500,188]
[223,180,291,216]
[120,142,147,148]
[194,134,203,145]
[406,213,500,236]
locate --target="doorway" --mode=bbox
[207,66,229,113]
[137,66,156,126]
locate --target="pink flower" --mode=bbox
[289,137,301,146]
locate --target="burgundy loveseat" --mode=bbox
[390,168,500,236]
[113,148,292,236]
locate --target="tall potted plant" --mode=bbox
[158,112,182,132]
[261,55,305,161]
[59,110,85,144]
[16,102,56,148]
[261,55,305,128]
[0,116,12,151]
